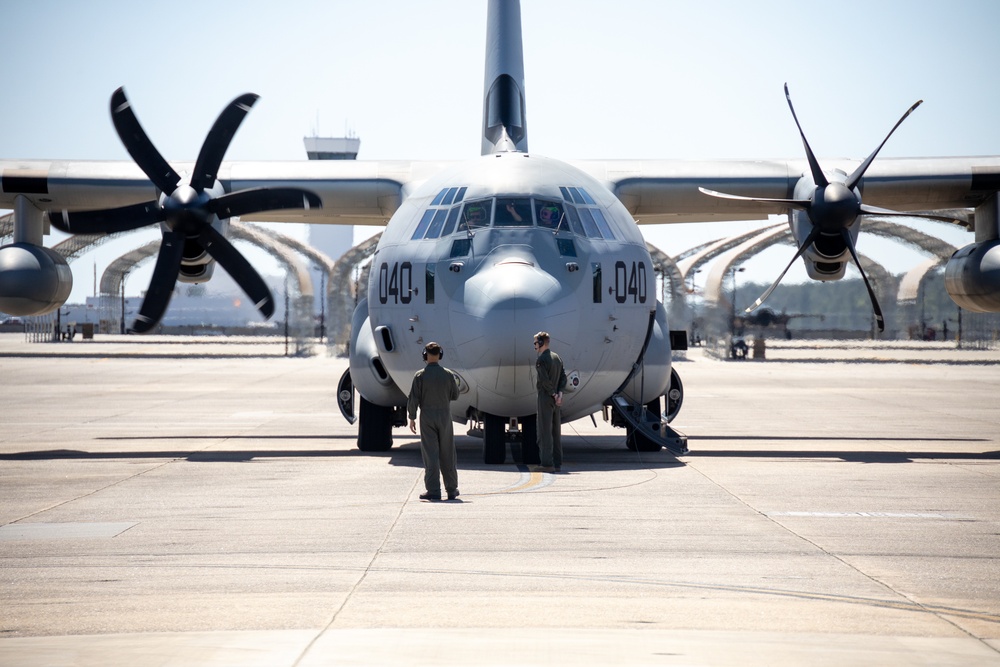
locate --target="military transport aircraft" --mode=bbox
[2,0,999,464]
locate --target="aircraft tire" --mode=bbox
[518,414,539,465]
[626,428,663,452]
[357,396,394,452]
[483,412,507,464]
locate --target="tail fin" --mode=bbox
[482,0,528,155]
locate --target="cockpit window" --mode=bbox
[535,200,564,230]
[458,199,492,232]
[431,186,468,207]
[428,191,613,240]
[441,206,460,237]
[416,186,471,240]
[590,208,614,239]
[494,198,532,227]
[560,187,615,240]
[425,209,449,238]
[411,210,435,240]
[577,207,601,238]
[564,205,585,236]
[562,186,595,205]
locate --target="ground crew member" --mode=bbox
[407,342,460,501]
[534,331,567,473]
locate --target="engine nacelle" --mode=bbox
[944,240,1000,312]
[790,208,853,281]
[347,299,407,407]
[175,219,224,283]
[0,243,73,316]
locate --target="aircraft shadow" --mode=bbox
[0,434,687,471]
[684,449,1000,463]
[4,433,991,467]
[387,436,687,473]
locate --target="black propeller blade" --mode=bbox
[744,225,822,314]
[209,188,322,220]
[196,224,275,320]
[700,85,941,332]
[110,87,181,195]
[49,201,164,235]
[130,230,184,334]
[47,87,322,334]
[841,228,885,332]
[191,93,259,192]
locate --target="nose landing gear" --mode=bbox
[477,413,538,465]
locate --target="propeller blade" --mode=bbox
[49,201,164,235]
[110,87,181,195]
[190,93,260,192]
[197,224,275,319]
[207,187,323,220]
[846,100,923,190]
[858,204,965,225]
[784,83,828,188]
[841,229,885,332]
[698,187,811,211]
[745,224,823,314]
[129,230,185,334]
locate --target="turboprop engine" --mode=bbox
[0,243,72,316]
[945,240,1000,312]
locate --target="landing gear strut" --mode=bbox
[480,413,539,465]
[483,413,506,464]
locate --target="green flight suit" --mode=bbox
[535,348,567,468]
[407,362,460,495]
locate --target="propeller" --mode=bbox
[49,87,322,333]
[700,84,954,333]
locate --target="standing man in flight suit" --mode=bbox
[408,342,461,501]
[533,331,567,473]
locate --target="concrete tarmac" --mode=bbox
[1,334,998,666]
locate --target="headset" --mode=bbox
[422,342,443,361]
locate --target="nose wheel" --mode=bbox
[481,413,538,465]
[483,413,507,464]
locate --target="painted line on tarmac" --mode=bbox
[491,469,555,494]
[767,511,973,520]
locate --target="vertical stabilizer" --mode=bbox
[482,0,528,155]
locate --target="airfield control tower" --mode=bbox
[303,136,361,325]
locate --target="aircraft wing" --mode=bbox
[574,156,1000,225]
[6,155,1000,228]
[0,159,456,226]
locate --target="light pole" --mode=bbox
[730,266,745,336]
[283,276,290,357]
[318,268,326,342]
[687,268,701,294]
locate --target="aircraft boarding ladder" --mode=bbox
[610,395,688,456]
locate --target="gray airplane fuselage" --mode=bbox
[367,152,663,422]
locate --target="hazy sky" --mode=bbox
[3,0,999,303]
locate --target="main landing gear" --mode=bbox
[357,396,406,452]
[479,413,538,465]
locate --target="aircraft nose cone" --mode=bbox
[450,256,573,411]
[464,257,561,318]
